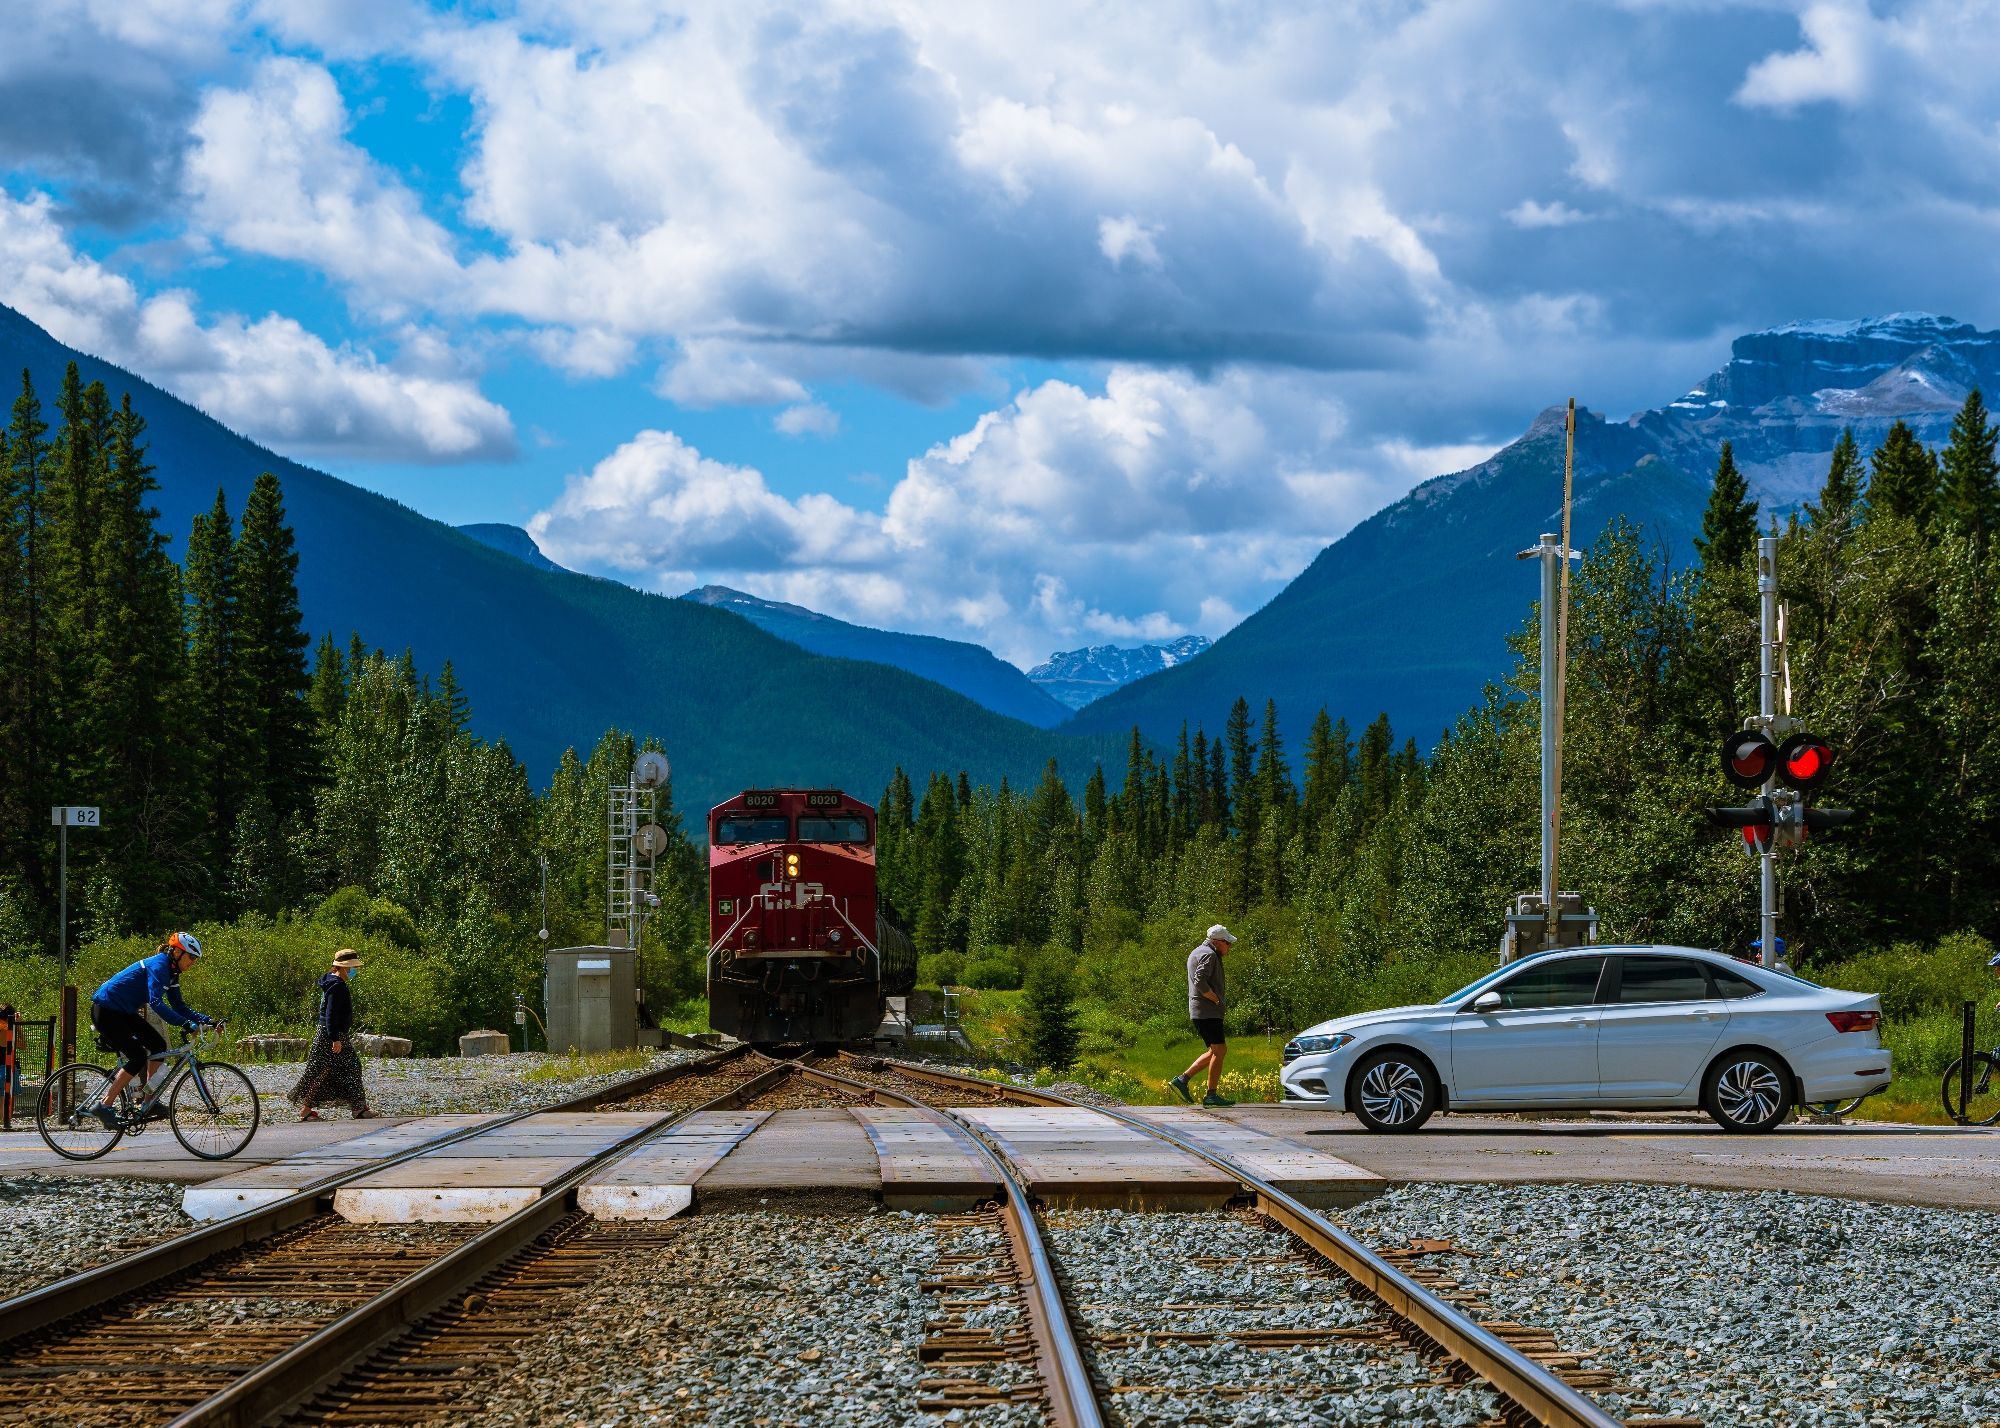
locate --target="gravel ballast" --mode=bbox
[1042,1207,1497,1427]
[1342,1182,2000,1428]
[0,1174,192,1295]
[459,1206,1043,1428]
[238,1049,701,1117]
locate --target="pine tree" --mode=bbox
[185,488,243,899]
[1021,956,1080,1071]
[1867,420,1939,527]
[236,472,318,845]
[4,371,52,911]
[1224,697,1254,833]
[1940,389,2000,548]
[84,396,186,927]
[1694,440,1758,576]
[1808,429,1863,541]
[309,633,347,733]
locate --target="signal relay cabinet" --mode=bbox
[544,946,638,1053]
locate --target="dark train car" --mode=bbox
[706,789,883,1044]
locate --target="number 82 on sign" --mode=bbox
[50,807,99,828]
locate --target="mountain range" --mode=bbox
[1028,637,1213,710]
[0,303,1123,811]
[680,585,1072,727]
[1066,312,1998,749]
[7,300,1986,793]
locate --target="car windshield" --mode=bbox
[715,816,790,844]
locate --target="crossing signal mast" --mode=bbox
[1705,535,1858,966]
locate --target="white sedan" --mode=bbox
[1278,945,1890,1133]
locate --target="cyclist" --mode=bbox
[85,932,215,1129]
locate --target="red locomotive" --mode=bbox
[706,789,884,1044]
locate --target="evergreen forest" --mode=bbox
[3,362,1997,1102]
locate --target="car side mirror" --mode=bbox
[1467,991,1503,1013]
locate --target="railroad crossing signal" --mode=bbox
[1707,730,1856,849]
[1721,731,1776,790]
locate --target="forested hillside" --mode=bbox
[0,304,1120,809]
[878,406,2000,1059]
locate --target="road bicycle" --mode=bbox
[36,1022,261,1161]
[1942,1043,2000,1127]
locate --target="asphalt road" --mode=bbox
[1228,1106,2000,1210]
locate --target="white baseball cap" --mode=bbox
[1206,924,1236,944]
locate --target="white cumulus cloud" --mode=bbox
[0,188,513,463]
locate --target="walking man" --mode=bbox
[1170,924,1235,1106]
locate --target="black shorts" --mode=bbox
[1191,1017,1226,1048]
[91,1003,165,1076]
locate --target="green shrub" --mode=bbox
[0,917,459,1054]
[917,952,965,988]
[963,956,1023,990]
[1076,1004,1138,1055]
[1814,932,1995,1023]
[313,888,423,951]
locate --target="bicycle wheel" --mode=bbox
[170,1061,261,1160]
[36,1064,124,1161]
[1940,1055,2000,1127]
[1798,1096,1866,1120]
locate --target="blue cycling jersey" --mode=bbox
[93,951,202,1029]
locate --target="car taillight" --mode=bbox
[1826,1011,1879,1033]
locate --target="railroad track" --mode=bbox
[810,1052,1636,1428]
[0,1048,784,1427]
[0,1046,1656,1427]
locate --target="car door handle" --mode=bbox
[1564,1017,1591,1027]
[1690,1010,1718,1021]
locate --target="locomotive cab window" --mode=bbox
[798,815,870,844]
[715,815,790,844]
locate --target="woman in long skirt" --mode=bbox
[288,948,373,1120]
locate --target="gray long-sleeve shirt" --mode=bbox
[1187,943,1225,1019]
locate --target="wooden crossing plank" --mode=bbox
[181,1115,507,1221]
[1123,1106,1385,1207]
[954,1107,1238,1208]
[579,1111,771,1220]
[696,1108,880,1195]
[331,1109,673,1223]
[850,1106,1000,1210]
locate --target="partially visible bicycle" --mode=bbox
[37,1022,260,1161]
[1796,1095,1867,1122]
[1942,1043,2000,1127]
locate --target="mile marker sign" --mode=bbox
[51,806,100,828]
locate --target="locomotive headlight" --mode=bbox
[786,853,799,874]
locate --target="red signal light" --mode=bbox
[1720,731,1777,790]
[1776,733,1832,794]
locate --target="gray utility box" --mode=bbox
[544,946,638,1053]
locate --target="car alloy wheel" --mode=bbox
[1711,1054,1788,1131]
[1355,1053,1433,1132]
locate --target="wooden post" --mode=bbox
[1,1009,15,1131]
[1962,1000,1976,1123]
[60,984,77,1072]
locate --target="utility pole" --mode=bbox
[1503,400,1597,961]
[1756,535,1782,967]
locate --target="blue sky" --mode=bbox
[3,1,1998,666]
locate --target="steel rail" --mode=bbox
[829,1054,1622,1428]
[767,1053,1103,1428]
[166,1058,795,1428]
[0,1045,750,1348]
